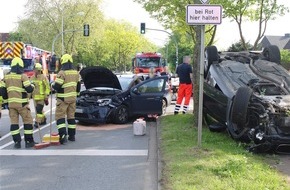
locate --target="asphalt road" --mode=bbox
[0,94,159,190]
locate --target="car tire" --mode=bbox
[204,46,219,78]
[227,87,252,143]
[113,105,129,124]
[231,87,253,127]
[262,45,281,64]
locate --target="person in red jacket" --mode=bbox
[174,56,193,115]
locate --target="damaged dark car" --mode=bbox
[203,45,290,154]
[75,66,170,124]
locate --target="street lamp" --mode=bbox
[61,11,85,55]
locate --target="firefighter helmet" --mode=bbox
[60,54,73,64]
[11,57,24,68]
[34,63,42,70]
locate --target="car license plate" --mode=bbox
[76,108,83,113]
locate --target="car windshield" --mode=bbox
[136,57,161,68]
[118,77,134,90]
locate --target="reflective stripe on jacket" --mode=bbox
[3,73,34,108]
[31,74,50,100]
[55,70,79,103]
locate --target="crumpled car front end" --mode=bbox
[75,88,123,123]
[247,94,290,154]
[75,66,123,124]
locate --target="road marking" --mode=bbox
[0,149,148,156]
[0,107,56,150]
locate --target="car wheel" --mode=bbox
[231,87,253,127]
[113,105,129,124]
[262,45,281,64]
[227,87,253,143]
[204,46,219,78]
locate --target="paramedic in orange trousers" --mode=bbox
[174,56,193,115]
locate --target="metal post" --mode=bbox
[197,25,205,147]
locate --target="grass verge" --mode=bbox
[159,114,290,190]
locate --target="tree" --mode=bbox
[227,40,253,52]
[17,0,104,56]
[216,0,289,50]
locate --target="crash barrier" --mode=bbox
[133,118,146,136]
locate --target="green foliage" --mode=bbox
[160,114,290,190]
[281,50,290,70]
[7,32,23,41]
[11,0,158,71]
[227,40,253,52]
[213,0,289,50]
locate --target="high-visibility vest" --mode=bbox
[31,74,50,100]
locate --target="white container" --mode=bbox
[133,119,146,136]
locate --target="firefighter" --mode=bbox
[0,79,4,138]
[51,54,80,144]
[31,63,50,128]
[0,80,3,119]
[1,57,36,148]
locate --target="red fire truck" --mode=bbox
[0,41,50,78]
[132,52,166,74]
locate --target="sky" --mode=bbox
[0,0,289,50]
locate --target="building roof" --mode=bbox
[260,33,290,50]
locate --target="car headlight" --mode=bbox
[97,98,112,106]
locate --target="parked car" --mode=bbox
[203,45,290,154]
[75,66,171,124]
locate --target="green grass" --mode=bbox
[159,114,290,190]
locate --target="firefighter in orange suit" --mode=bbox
[51,54,80,144]
[31,63,50,128]
[1,57,36,148]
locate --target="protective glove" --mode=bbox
[3,103,8,110]
[44,97,49,105]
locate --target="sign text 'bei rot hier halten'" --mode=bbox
[186,4,222,25]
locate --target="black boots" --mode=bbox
[14,141,37,148]
[59,134,67,144]
[25,141,37,148]
[14,141,21,149]
[68,136,75,142]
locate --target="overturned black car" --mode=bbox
[203,45,290,154]
[75,66,171,124]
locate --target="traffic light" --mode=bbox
[140,23,145,34]
[84,24,90,36]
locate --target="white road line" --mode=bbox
[0,149,148,156]
[0,107,56,150]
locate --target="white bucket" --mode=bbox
[133,119,146,136]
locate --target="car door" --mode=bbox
[130,76,167,115]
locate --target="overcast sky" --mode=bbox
[0,0,289,49]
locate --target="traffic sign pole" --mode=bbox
[186,3,222,147]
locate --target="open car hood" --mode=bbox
[80,66,122,90]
